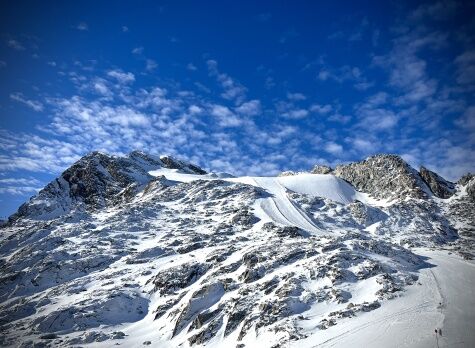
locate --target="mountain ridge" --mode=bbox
[1,150,474,347]
[8,151,468,224]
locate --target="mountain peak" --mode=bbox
[332,153,428,200]
[9,150,206,222]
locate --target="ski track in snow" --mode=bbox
[251,177,322,234]
[296,249,475,348]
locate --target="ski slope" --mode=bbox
[295,249,475,348]
[251,176,322,233]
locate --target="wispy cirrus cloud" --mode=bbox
[10,93,44,111]
[207,59,247,103]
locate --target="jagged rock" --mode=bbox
[231,208,260,226]
[159,155,207,174]
[151,262,209,295]
[348,200,387,226]
[419,166,455,198]
[225,309,247,336]
[332,154,427,200]
[360,301,381,312]
[311,165,332,174]
[176,242,206,254]
[188,317,223,345]
[458,173,474,186]
[278,171,298,177]
[9,151,206,222]
[468,182,475,202]
[458,174,475,202]
[189,307,222,331]
[240,266,265,283]
[277,226,308,238]
[173,282,225,336]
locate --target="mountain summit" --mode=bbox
[1,152,474,347]
[10,151,207,221]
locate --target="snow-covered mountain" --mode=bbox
[1,152,474,347]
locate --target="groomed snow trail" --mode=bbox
[251,176,322,234]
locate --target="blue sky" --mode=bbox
[0,0,474,217]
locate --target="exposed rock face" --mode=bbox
[468,182,475,202]
[458,173,475,202]
[311,165,333,175]
[9,151,206,221]
[332,154,427,200]
[458,173,474,186]
[419,166,455,199]
[159,155,207,175]
[278,171,299,177]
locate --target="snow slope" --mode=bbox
[1,153,474,348]
[296,249,475,348]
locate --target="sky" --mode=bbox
[0,0,474,217]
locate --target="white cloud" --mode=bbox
[188,105,202,114]
[132,47,144,55]
[76,22,89,31]
[409,1,458,22]
[92,78,112,97]
[310,104,332,114]
[351,137,375,152]
[10,93,44,112]
[107,69,135,84]
[455,50,475,86]
[187,63,197,71]
[0,177,42,195]
[324,142,343,155]
[328,113,351,124]
[286,92,306,101]
[122,26,129,32]
[146,59,157,71]
[357,108,398,130]
[317,65,372,90]
[282,109,309,119]
[373,30,446,103]
[317,69,330,81]
[235,100,261,116]
[207,59,247,103]
[210,104,242,127]
[455,106,475,130]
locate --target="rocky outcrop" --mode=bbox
[457,173,475,202]
[458,173,474,186]
[159,155,207,175]
[419,166,455,199]
[332,154,427,200]
[311,165,332,174]
[9,151,206,221]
